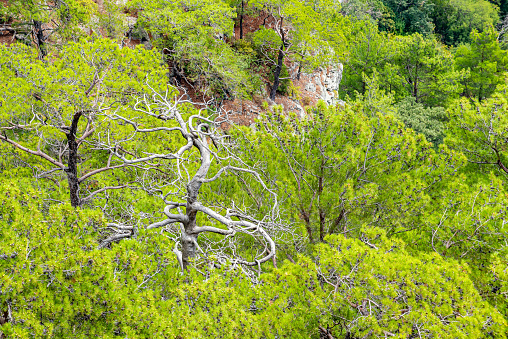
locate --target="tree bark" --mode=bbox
[317,163,326,241]
[66,112,82,208]
[413,80,418,103]
[319,210,326,242]
[301,208,314,243]
[328,209,345,235]
[270,45,285,100]
[33,20,46,59]
[239,1,244,39]
[182,201,199,269]
[144,105,278,271]
[498,159,508,174]
[181,136,212,269]
[181,230,197,270]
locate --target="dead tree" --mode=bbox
[130,88,282,270]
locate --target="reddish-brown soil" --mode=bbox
[0,29,14,46]
[0,0,14,45]
[235,10,267,40]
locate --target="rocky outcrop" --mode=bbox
[223,62,345,126]
[322,64,344,105]
[301,64,344,106]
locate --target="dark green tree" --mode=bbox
[430,0,499,46]
[395,96,447,145]
[233,98,444,244]
[379,0,435,35]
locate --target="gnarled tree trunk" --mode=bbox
[145,94,278,272]
[65,112,82,207]
[239,1,244,39]
[270,45,285,100]
[33,20,46,59]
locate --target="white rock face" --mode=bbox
[125,16,137,28]
[298,63,344,105]
[304,79,317,93]
[317,64,344,105]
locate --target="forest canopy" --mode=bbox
[1,0,508,338]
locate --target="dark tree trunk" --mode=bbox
[181,153,207,269]
[413,80,418,103]
[181,231,198,270]
[182,199,199,269]
[33,20,46,59]
[318,172,325,242]
[239,1,244,39]
[65,112,82,208]
[498,159,508,174]
[319,210,326,242]
[270,45,285,100]
[328,209,345,235]
[263,14,269,27]
[300,207,314,243]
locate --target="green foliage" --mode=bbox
[340,21,395,98]
[379,0,435,35]
[395,96,447,145]
[5,0,97,30]
[339,0,386,24]
[490,248,508,318]
[418,173,508,260]
[2,177,504,338]
[431,0,499,45]
[387,33,464,106]
[316,229,507,338]
[455,25,508,102]
[133,0,235,40]
[96,0,131,40]
[0,178,134,337]
[446,83,508,174]
[233,100,446,246]
[131,0,258,98]
[342,27,463,106]
[423,175,508,330]
[377,0,499,44]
